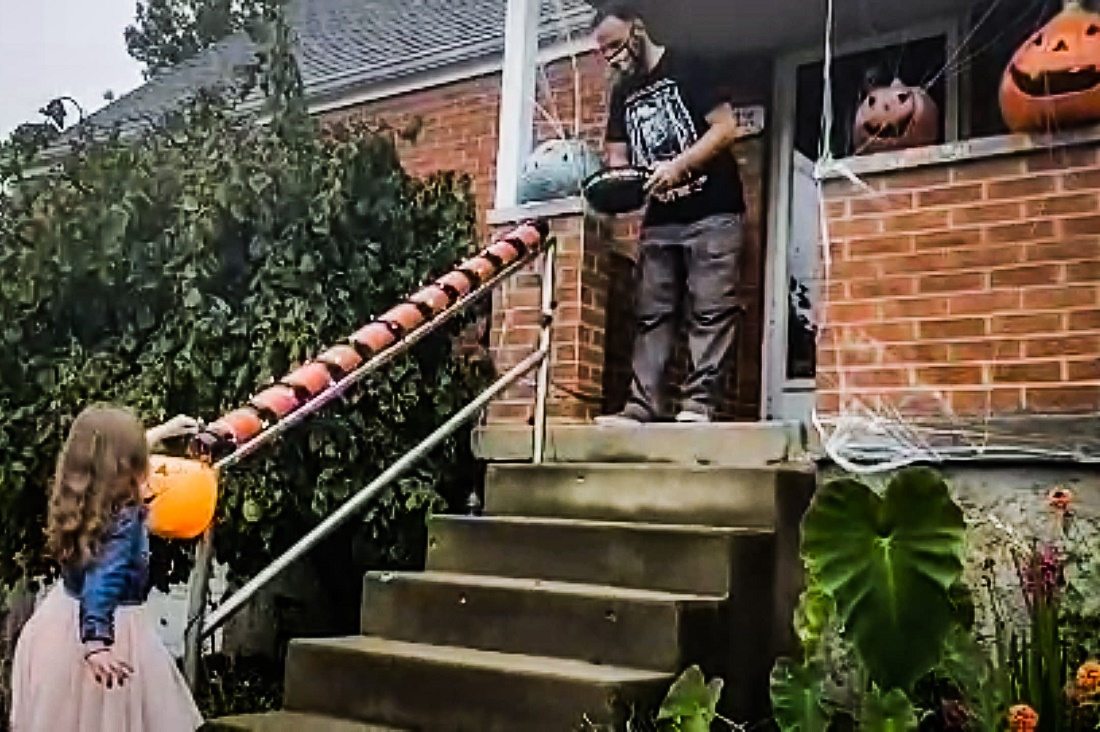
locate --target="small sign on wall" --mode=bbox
[733,105,766,139]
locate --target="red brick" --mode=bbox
[825,281,848,300]
[847,235,914,259]
[992,362,1063,383]
[952,201,1024,226]
[1067,260,1100,283]
[948,244,1025,269]
[884,210,951,233]
[920,317,988,340]
[831,258,881,281]
[1023,285,1098,309]
[816,391,841,413]
[1061,215,1100,237]
[825,346,879,368]
[849,277,916,298]
[950,340,1022,361]
[845,321,918,343]
[846,368,912,388]
[951,388,1024,415]
[993,312,1063,335]
[987,176,1058,200]
[949,290,1022,316]
[882,297,949,320]
[825,201,848,218]
[914,229,984,251]
[954,156,1026,182]
[918,183,983,207]
[830,218,882,238]
[991,264,1062,288]
[920,272,986,294]
[1068,359,1100,380]
[849,192,915,216]
[827,301,880,323]
[986,220,1056,244]
[1026,385,1100,413]
[1025,334,1100,358]
[1027,193,1100,218]
[1027,147,1098,172]
[1063,169,1100,191]
[1069,309,1100,331]
[915,365,984,386]
[1026,237,1100,263]
[885,343,950,363]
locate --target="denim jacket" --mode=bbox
[61,504,151,645]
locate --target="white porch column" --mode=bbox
[494,0,541,209]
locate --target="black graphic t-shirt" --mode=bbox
[606,49,746,227]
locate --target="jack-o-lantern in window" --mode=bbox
[853,77,940,155]
[1001,0,1100,133]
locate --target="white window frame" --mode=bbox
[761,15,964,422]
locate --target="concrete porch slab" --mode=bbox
[472,421,805,467]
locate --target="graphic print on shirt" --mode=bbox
[624,78,707,202]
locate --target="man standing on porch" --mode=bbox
[592,2,747,425]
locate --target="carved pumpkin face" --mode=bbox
[1001,2,1100,132]
[853,78,940,154]
[145,456,218,540]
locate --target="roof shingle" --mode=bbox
[73,0,592,139]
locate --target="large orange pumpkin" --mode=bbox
[853,78,940,154]
[1000,0,1100,133]
[145,456,218,540]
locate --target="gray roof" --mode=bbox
[64,0,592,142]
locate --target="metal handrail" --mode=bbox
[200,346,548,639]
[181,231,557,685]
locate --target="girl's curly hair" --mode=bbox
[46,405,149,567]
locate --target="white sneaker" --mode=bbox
[675,410,711,424]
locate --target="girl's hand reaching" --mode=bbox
[146,415,201,448]
[84,644,133,689]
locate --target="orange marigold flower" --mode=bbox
[1078,661,1100,696]
[1008,704,1038,732]
[1048,486,1073,512]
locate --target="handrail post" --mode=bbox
[532,241,555,465]
[182,527,214,687]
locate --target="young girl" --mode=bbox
[10,405,205,731]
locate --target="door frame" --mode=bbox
[760,14,965,422]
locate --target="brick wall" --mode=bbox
[326,52,769,424]
[821,143,1100,423]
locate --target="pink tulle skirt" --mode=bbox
[10,585,203,732]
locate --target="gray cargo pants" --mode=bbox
[622,213,744,421]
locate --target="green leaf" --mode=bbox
[656,666,722,727]
[801,467,966,691]
[242,499,262,523]
[770,659,829,732]
[794,585,834,655]
[861,688,918,732]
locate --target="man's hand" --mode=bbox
[645,156,690,194]
[146,414,201,448]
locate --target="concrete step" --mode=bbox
[283,637,671,731]
[485,463,811,528]
[472,421,803,467]
[203,712,403,732]
[426,514,773,596]
[360,570,722,671]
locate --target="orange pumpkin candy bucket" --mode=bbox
[145,455,219,540]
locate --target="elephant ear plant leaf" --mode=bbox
[656,665,724,732]
[861,687,919,732]
[770,658,830,732]
[801,467,967,692]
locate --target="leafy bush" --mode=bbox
[0,6,491,621]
